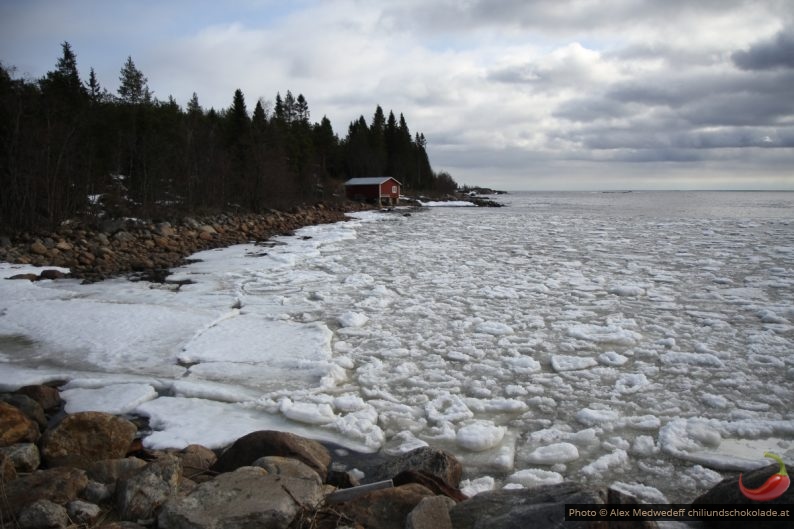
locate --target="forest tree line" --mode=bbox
[0,42,458,232]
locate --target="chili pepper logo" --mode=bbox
[738,452,790,502]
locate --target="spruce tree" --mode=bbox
[117,56,151,104]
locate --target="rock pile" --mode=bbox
[0,384,626,529]
[2,388,792,528]
[0,202,371,282]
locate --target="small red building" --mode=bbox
[344,177,401,206]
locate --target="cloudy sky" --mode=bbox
[2,0,793,190]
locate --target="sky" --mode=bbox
[1,0,793,191]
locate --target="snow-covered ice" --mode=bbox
[2,192,793,503]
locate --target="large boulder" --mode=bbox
[15,385,62,412]
[212,430,331,481]
[368,447,462,487]
[117,455,182,523]
[692,463,794,529]
[158,465,324,529]
[449,481,606,529]
[40,411,137,468]
[333,483,435,529]
[0,401,40,446]
[0,467,88,522]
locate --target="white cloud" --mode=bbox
[1,0,793,190]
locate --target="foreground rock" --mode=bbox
[1,467,88,521]
[40,411,137,468]
[211,430,331,481]
[0,387,788,529]
[159,465,324,529]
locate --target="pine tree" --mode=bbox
[295,94,309,124]
[187,92,202,116]
[86,67,102,103]
[283,90,296,124]
[252,99,267,129]
[117,56,151,105]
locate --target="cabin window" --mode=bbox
[392,185,397,194]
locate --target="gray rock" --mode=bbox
[88,457,148,484]
[18,499,69,529]
[0,442,41,472]
[182,217,201,229]
[449,481,606,529]
[406,495,455,529]
[1,467,87,522]
[117,454,182,523]
[159,465,324,529]
[67,500,103,525]
[251,455,322,484]
[369,447,462,487]
[84,480,114,504]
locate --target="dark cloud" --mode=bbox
[382,0,764,34]
[732,28,794,70]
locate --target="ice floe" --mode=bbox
[2,192,793,503]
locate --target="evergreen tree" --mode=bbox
[283,90,296,124]
[274,92,284,123]
[295,93,309,124]
[117,56,151,105]
[86,67,103,103]
[186,92,202,116]
[252,99,267,130]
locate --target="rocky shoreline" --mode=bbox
[2,385,792,529]
[0,201,373,283]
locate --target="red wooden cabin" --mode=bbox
[344,177,401,206]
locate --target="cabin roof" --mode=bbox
[344,177,401,186]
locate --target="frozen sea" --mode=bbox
[1,191,793,503]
